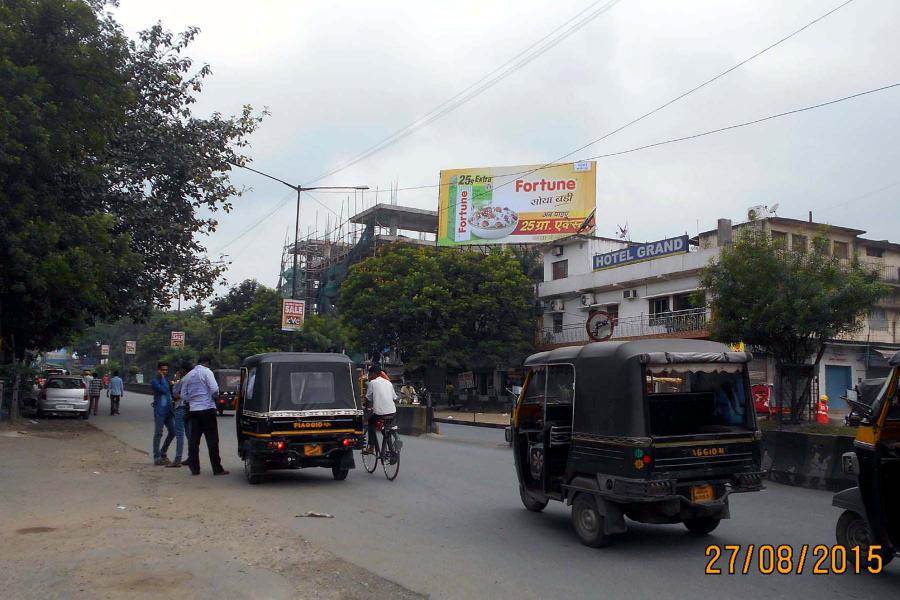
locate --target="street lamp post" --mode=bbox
[235,164,368,300]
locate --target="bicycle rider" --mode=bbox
[363,365,397,455]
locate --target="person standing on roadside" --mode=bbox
[82,370,94,396]
[107,370,124,415]
[182,355,229,476]
[150,362,176,466]
[165,364,189,468]
[88,372,103,416]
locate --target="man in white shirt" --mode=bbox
[182,355,228,476]
[364,366,397,452]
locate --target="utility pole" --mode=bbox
[234,164,367,301]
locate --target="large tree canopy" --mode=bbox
[0,0,264,360]
[338,244,535,370]
[700,227,888,419]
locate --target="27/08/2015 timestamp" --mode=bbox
[704,544,886,575]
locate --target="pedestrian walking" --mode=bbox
[82,370,94,395]
[88,372,103,415]
[107,370,124,415]
[183,355,229,476]
[446,381,456,408]
[150,362,176,466]
[165,364,189,468]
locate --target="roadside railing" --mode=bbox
[540,307,709,347]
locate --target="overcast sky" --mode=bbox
[112,0,900,295]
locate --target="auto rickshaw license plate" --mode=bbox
[303,445,322,457]
[691,484,714,504]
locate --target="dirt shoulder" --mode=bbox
[0,419,422,600]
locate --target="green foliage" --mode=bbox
[700,227,889,365]
[338,244,534,370]
[0,1,265,361]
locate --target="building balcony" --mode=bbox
[857,260,900,284]
[538,308,710,350]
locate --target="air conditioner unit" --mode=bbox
[552,246,564,257]
[550,299,565,313]
[623,289,638,300]
[580,293,595,307]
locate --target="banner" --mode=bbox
[100,344,110,357]
[125,340,137,355]
[437,162,596,246]
[281,299,305,332]
[170,331,185,348]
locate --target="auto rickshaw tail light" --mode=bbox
[342,438,353,447]
[267,441,286,451]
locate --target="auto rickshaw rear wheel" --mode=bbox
[332,466,349,480]
[683,516,721,535]
[519,485,548,512]
[244,454,264,485]
[572,494,611,548]
[836,510,894,568]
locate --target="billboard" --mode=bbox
[170,331,185,348]
[437,162,596,246]
[125,340,137,355]
[100,344,110,357]
[281,299,305,332]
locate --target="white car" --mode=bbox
[37,376,90,419]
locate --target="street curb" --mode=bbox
[434,417,507,430]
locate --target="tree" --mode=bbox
[338,244,534,370]
[700,227,888,421]
[0,1,265,362]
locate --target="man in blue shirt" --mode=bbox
[182,355,228,476]
[107,370,124,415]
[150,361,176,466]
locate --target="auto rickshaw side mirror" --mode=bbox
[841,451,859,476]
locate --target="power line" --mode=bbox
[303,0,624,186]
[818,180,900,212]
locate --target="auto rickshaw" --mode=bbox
[833,349,900,567]
[213,368,241,414]
[235,353,366,484]
[512,339,764,547]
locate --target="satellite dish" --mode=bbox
[769,203,779,215]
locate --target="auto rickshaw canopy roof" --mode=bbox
[240,353,358,413]
[524,340,752,437]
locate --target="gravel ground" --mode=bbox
[0,419,422,600]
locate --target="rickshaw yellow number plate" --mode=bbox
[303,445,323,457]
[691,484,714,504]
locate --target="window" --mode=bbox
[771,230,787,246]
[552,313,563,333]
[791,234,807,253]
[869,308,888,331]
[833,241,849,259]
[673,292,704,311]
[289,372,336,406]
[552,259,568,280]
[649,296,670,316]
[523,367,546,404]
[865,246,884,258]
[545,364,575,404]
[47,378,82,389]
[605,304,619,323]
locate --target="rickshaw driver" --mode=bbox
[364,366,397,454]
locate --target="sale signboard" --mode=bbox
[170,331,185,348]
[125,340,137,355]
[281,299,305,332]
[437,162,596,246]
[100,344,110,357]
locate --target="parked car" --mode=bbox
[37,376,90,419]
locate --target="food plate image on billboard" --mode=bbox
[437,162,596,246]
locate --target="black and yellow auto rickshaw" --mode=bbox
[512,339,764,547]
[235,353,366,484]
[213,368,241,415]
[833,349,900,567]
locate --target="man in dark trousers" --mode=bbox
[181,355,229,476]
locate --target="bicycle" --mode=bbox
[361,416,402,480]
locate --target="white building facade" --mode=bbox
[537,216,900,411]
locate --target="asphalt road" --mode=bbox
[85,392,897,599]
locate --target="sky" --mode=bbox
[111,0,900,297]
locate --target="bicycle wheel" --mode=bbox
[382,430,400,481]
[362,440,378,473]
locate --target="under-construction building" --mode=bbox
[277,203,438,315]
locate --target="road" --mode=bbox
[89,392,897,599]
